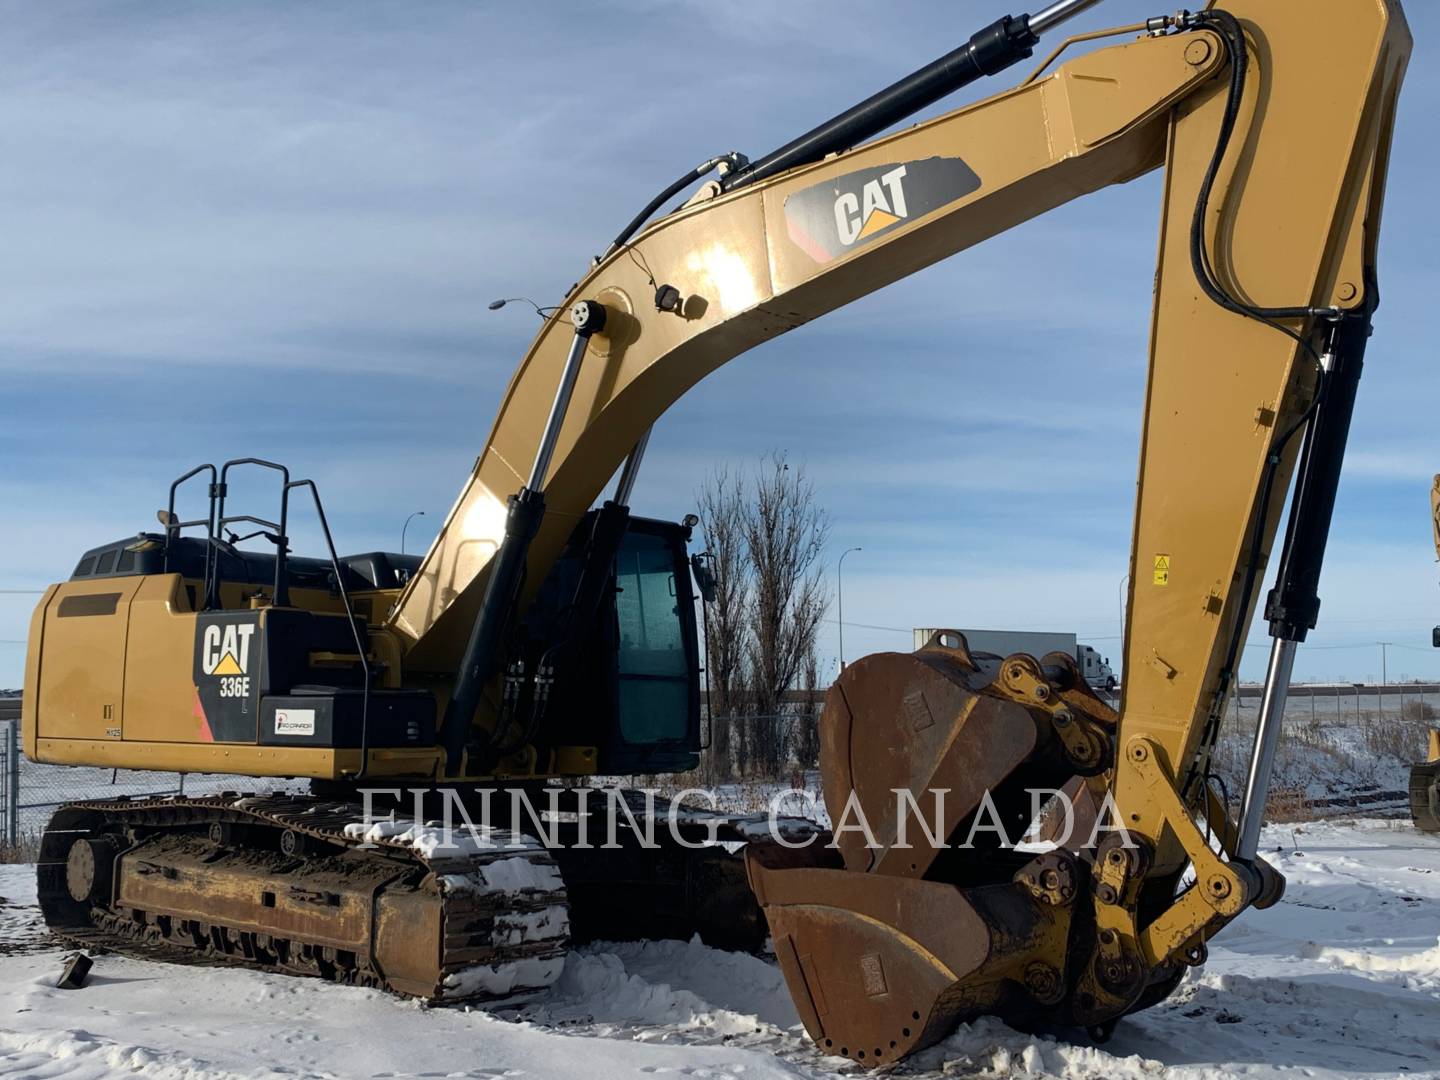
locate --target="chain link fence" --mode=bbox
[2,683,1436,855]
[0,695,299,859]
[694,685,1440,822]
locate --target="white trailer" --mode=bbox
[912,628,1116,691]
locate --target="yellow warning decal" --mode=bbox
[1153,554,1171,586]
[211,652,244,676]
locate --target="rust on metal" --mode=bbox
[36,794,569,1002]
[747,632,1121,1064]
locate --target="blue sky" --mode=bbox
[2,0,1437,688]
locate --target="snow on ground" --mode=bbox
[4,819,1440,1079]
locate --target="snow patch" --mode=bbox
[7,820,1440,1079]
[341,819,538,858]
[526,935,801,1037]
[440,955,565,999]
[493,906,569,945]
[1305,934,1440,976]
[437,854,565,898]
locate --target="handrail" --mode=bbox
[285,478,372,780]
[216,458,291,609]
[163,463,218,578]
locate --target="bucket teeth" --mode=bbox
[747,845,1070,1065]
[751,642,1122,1062]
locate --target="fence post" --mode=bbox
[4,721,16,850]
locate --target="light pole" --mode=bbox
[1378,641,1392,714]
[401,511,427,555]
[837,547,862,671]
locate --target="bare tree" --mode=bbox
[743,452,829,775]
[696,467,751,782]
[696,452,831,780]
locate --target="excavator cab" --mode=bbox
[522,511,704,775]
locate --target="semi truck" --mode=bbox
[912,628,1116,690]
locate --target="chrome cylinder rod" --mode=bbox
[1028,0,1106,35]
[528,300,605,492]
[613,427,652,506]
[1235,637,1298,861]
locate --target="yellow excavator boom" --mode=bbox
[389,0,1407,834]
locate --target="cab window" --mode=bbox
[614,532,690,744]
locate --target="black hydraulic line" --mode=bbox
[1178,8,1370,797]
[1187,10,1341,331]
[604,154,747,259]
[603,6,1112,254]
[719,14,1040,193]
[286,478,374,780]
[490,499,633,762]
[1263,314,1372,643]
[439,301,607,774]
[440,488,547,773]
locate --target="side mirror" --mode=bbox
[156,509,179,530]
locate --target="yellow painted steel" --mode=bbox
[1431,474,1439,561]
[383,7,1409,867]
[32,736,442,781]
[1115,0,1408,871]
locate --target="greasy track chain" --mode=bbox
[37,793,569,1001]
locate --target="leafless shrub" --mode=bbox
[0,834,38,863]
[1264,787,1321,823]
[1362,708,1434,762]
[1402,699,1437,724]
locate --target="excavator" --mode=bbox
[1410,474,1440,832]
[22,0,1409,1063]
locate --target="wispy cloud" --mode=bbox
[2,0,1438,687]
